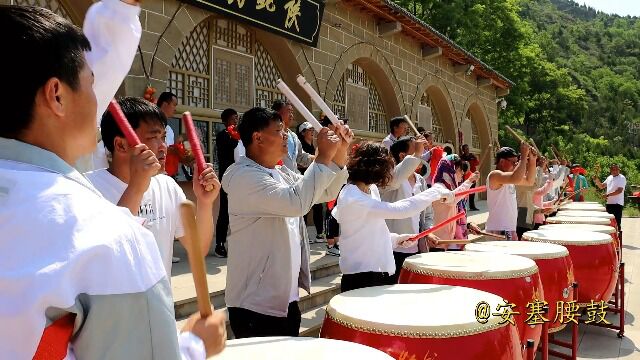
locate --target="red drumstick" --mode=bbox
[455,185,487,198]
[108,99,140,146]
[182,112,212,191]
[409,212,465,241]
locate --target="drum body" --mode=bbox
[398,252,542,356]
[215,337,395,360]
[522,230,618,306]
[464,241,574,332]
[320,284,522,360]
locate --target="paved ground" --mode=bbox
[546,217,640,359]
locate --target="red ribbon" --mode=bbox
[409,212,465,241]
[33,314,76,360]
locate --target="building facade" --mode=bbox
[5,0,511,180]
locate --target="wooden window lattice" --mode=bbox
[212,18,253,54]
[469,113,481,150]
[333,64,387,134]
[255,41,283,108]
[12,0,73,21]
[169,20,210,108]
[421,93,445,143]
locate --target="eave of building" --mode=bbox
[340,0,515,90]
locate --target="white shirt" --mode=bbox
[381,133,397,150]
[166,125,175,146]
[486,175,518,231]
[85,169,186,276]
[234,140,246,163]
[266,168,301,302]
[332,184,445,275]
[604,174,626,205]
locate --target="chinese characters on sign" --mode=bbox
[475,300,611,326]
[183,0,325,46]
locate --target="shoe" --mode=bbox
[172,256,180,263]
[315,234,326,243]
[326,244,340,257]
[213,245,227,258]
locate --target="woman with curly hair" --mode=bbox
[430,154,479,251]
[331,142,455,292]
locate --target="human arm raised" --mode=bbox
[488,142,530,189]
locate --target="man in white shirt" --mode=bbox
[86,97,219,277]
[381,116,409,149]
[486,143,537,240]
[272,99,314,173]
[593,164,626,233]
[0,5,224,358]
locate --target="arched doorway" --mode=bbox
[417,85,457,147]
[166,17,288,172]
[464,101,492,185]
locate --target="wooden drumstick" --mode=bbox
[477,230,507,240]
[403,115,421,136]
[549,147,559,161]
[180,201,212,318]
[434,239,471,245]
[505,125,527,144]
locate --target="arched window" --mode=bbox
[469,112,481,150]
[332,63,387,134]
[420,93,445,143]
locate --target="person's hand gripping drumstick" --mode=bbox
[179,201,227,357]
[182,112,218,193]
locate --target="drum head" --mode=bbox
[215,337,395,359]
[326,284,508,338]
[539,223,616,235]
[556,210,614,219]
[402,252,538,279]
[558,203,605,211]
[522,229,612,246]
[464,241,568,260]
[545,216,610,225]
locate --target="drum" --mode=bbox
[539,223,619,249]
[398,252,543,356]
[215,337,394,359]
[545,215,610,226]
[553,210,616,228]
[558,203,606,212]
[464,241,574,332]
[320,284,523,360]
[522,230,618,306]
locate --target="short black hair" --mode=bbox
[462,144,470,149]
[101,97,167,153]
[389,136,414,164]
[237,107,281,147]
[417,126,426,133]
[1,6,91,138]
[389,116,408,133]
[157,92,177,107]
[461,160,470,173]
[271,99,290,112]
[347,142,395,187]
[444,146,453,155]
[221,108,238,125]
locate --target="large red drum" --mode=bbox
[522,230,618,306]
[539,223,618,249]
[320,284,523,360]
[215,337,395,360]
[554,210,616,228]
[558,203,606,212]
[398,252,543,356]
[546,215,610,226]
[464,241,575,332]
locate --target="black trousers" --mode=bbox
[312,203,324,235]
[228,302,301,339]
[606,204,623,233]
[391,251,417,284]
[468,182,477,209]
[215,189,229,247]
[341,272,394,293]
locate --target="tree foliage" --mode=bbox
[393,0,640,188]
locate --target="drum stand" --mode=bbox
[540,283,579,360]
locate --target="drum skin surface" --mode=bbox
[464,241,574,332]
[397,252,542,356]
[546,216,610,226]
[522,230,618,306]
[539,224,619,249]
[214,337,395,360]
[320,284,522,360]
[558,203,606,212]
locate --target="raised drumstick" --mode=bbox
[182,112,213,191]
[409,212,465,241]
[180,201,212,318]
[108,99,141,146]
[403,115,421,136]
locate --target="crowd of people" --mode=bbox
[0,3,629,359]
